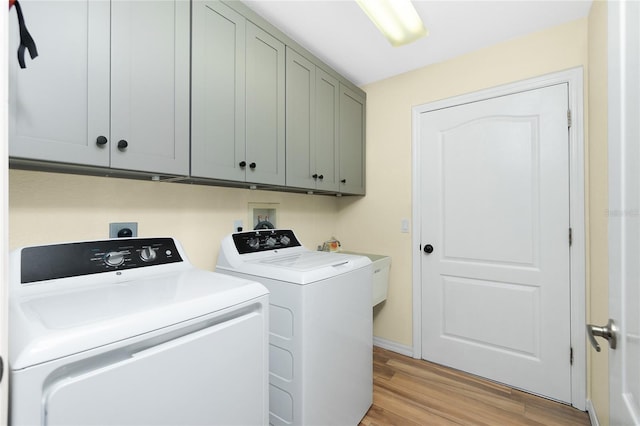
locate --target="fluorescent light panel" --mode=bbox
[356,0,427,47]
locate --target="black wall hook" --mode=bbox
[10,0,38,69]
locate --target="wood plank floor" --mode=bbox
[360,346,591,426]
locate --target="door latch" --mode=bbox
[587,319,617,352]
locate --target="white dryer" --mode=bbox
[217,229,373,426]
[9,237,269,426]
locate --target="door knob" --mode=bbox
[423,244,434,254]
[587,319,617,352]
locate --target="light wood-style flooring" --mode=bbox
[360,346,591,426]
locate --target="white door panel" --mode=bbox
[1,3,8,422]
[421,84,571,402]
[608,1,640,424]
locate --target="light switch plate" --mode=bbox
[401,218,410,233]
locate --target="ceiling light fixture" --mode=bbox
[355,0,428,47]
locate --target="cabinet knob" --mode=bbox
[239,161,247,168]
[249,162,256,169]
[96,136,108,146]
[341,179,346,184]
[312,174,318,179]
[318,174,324,180]
[117,140,128,150]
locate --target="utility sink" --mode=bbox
[343,252,391,307]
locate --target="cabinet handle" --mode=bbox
[312,174,318,179]
[239,161,246,168]
[117,140,128,150]
[318,174,324,180]
[341,179,346,184]
[249,162,256,169]
[96,136,108,146]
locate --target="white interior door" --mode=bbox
[608,1,640,424]
[420,84,572,402]
[1,3,9,423]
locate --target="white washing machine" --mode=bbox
[9,237,269,426]
[216,229,373,426]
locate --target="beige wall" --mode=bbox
[587,0,609,423]
[338,17,589,347]
[9,170,340,269]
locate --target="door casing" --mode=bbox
[411,67,586,410]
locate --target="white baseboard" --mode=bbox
[373,336,414,357]
[586,399,600,426]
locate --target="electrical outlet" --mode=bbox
[109,222,138,238]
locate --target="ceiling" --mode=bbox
[241,0,593,87]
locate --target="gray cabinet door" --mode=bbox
[285,48,339,192]
[285,48,315,189]
[245,22,285,186]
[9,0,110,166]
[110,0,190,176]
[191,0,246,181]
[315,69,339,192]
[339,84,366,195]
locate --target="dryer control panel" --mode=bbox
[232,229,301,254]
[20,238,183,284]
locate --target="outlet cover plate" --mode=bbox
[109,222,138,238]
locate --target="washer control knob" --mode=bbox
[266,237,277,247]
[280,235,291,246]
[104,251,125,267]
[140,247,157,262]
[248,238,260,250]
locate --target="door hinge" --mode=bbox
[570,347,574,365]
[567,109,572,128]
[569,227,573,246]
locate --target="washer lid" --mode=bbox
[219,251,371,284]
[10,268,268,369]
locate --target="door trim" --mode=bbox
[411,67,585,410]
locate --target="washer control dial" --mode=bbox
[104,251,125,267]
[280,235,291,246]
[248,237,260,250]
[266,236,277,247]
[140,247,157,262]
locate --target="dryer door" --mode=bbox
[43,309,267,426]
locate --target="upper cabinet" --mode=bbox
[339,84,366,195]
[286,48,340,192]
[109,1,190,175]
[192,0,285,186]
[9,0,190,176]
[9,0,364,194]
[9,1,110,167]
